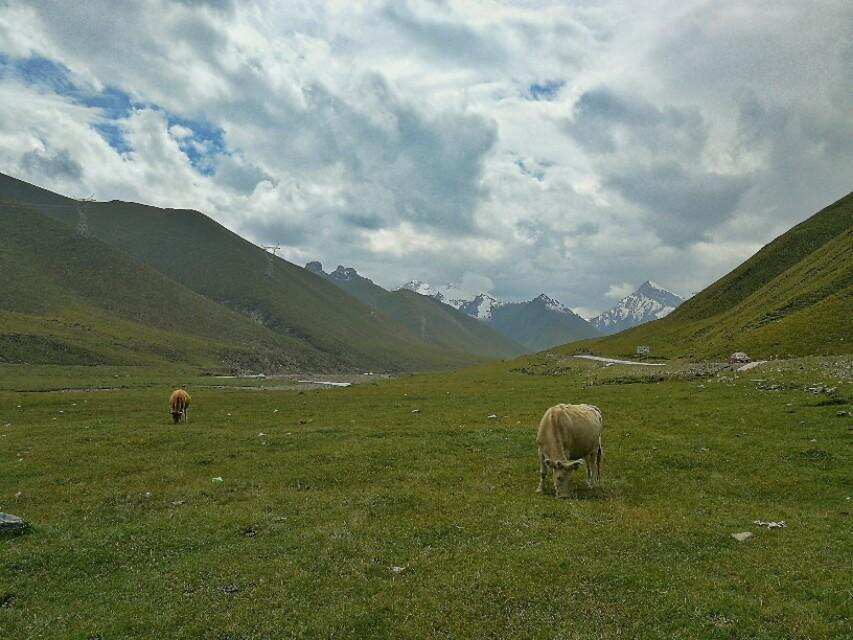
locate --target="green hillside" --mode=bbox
[490,296,600,352]
[309,264,526,359]
[373,289,525,359]
[0,173,487,371]
[563,192,853,360]
[0,202,320,368]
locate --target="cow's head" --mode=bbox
[546,458,583,497]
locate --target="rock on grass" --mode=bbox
[0,513,30,536]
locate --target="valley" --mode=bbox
[1,5,850,639]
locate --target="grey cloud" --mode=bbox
[20,148,82,181]
[3,0,850,317]
[213,155,271,194]
[339,212,386,231]
[605,163,751,247]
[245,77,497,234]
[566,87,707,157]
[730,90,853,236]
[571,222,599,237]
[381,2,508,68]
[173,0,235,12]
[563,86,755,247]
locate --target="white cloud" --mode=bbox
[0,0,850,315]
[168,124,194,139]
[605,282,635,300]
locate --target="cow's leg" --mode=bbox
[584,453,595,487]
[536,449,548,494]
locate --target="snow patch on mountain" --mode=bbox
[532,293,572,314]
[401,281,587,323]
[401,279,438,297]
[400,280,472,310]
[459,293,502,320]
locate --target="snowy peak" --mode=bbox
[636,280,684,307]
[459,293,501,320]
[399,280,472,310]
[399,276,600,350]
[401,279,439,298]
[592,281,684,335]
[531,293,570,313]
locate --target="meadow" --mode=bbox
[1,355,850,639]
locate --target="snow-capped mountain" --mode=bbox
[399,281,599,350]
[401,279,438,297]
[303,262,526,359]
[458,293,501,320]
[400,280,471,310]
[532,293,571,314]
[591,281,684,335]
[490,293,599,351]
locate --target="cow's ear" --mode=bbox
[544,457,552,467]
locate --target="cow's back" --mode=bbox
[169,389,190,412]
[537,403,602,460]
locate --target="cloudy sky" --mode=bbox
[1,1,851,316]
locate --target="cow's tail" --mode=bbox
[591,405,603,481]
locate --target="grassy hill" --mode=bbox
[562,192,853,360]
[309,264,526,359]
[0,173,491,371]
[0,202,322,369]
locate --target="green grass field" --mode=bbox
[1,356,850,639]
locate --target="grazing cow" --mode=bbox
[169,389,191,424]
[536,403,603,497]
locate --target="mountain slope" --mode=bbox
[489,295,600,352]
[562,192,853,359]
[0,172,486,371]
[591,281,684,335]
[0,202,313,368]
[309,263,526,359]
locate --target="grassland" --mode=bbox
[1,355,850,639]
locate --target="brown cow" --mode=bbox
[169,389,191,424]
[536,403,604,497]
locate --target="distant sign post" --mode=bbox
[261,244,280,278]
[636,345,650,356]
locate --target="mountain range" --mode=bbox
[305,262,525,359]
[398,279,685,350]
[2,169,846,370]
[400,282,598,350]
[0,172,517,371]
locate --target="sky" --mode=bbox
[1,1,851,317]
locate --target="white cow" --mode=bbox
[536,403,604,497]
